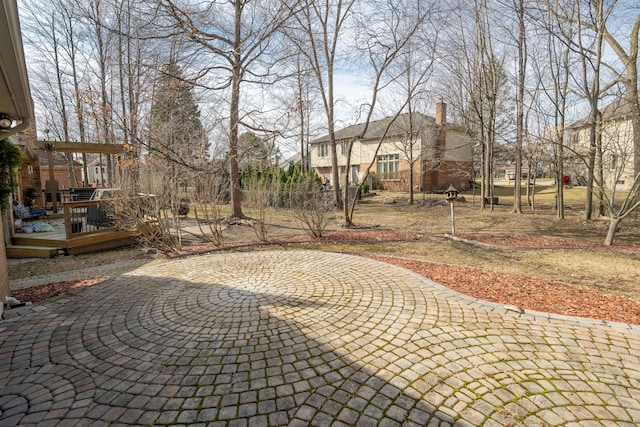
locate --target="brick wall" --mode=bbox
[14,122,44,208]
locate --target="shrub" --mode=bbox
[0,139,22,212]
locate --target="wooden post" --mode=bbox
[46,144,59,213]
[450,201,456,236]
[0,210,11,308]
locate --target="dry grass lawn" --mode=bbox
[9,183,640,306]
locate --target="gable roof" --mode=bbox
[312,112,439,144]
[569,96,639,130]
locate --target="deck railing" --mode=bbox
[62,195,159,239]
[63,200,117,238]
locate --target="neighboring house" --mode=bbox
[85,155,112,187]
[310,101,473,192]
[504,161,545,180]
[283,151,310,171]
[38,148,83,191]
[567,97,638,191]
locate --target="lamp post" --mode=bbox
[444,185,459,235]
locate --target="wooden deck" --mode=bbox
[7,200,139,258]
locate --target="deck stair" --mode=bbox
[6,198,156,258]
[6,244,61,258]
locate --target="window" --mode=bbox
[318,143,329,158]
[611,154,617,172]
[572,132,579,146]
[351,165,359,183]
[377,154,400,179]
[340,140,349,155]
[95,167,99,174]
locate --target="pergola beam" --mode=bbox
[35,140,125,154]
[35,140,126,212]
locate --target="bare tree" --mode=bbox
[474,4,507,211]
[244,172,272,241]
[574,0,607,220]
[492,0,532,213]
[289,176,332,237]
[286,0,433,225]
[159,0,301,219]
[292,56,315,174]
[528,0,575,219]
[598,3,640,179]
[603,174,640,245]
[387,16,440,205]
[117,158,184,252]
[546,0,630,220]
[339,0,437,225]
[513,0,527,213]
[285,0,357,210]
[577,1,640,222]
[84,0,117,183]
[393,114,433,205]
[192,162,228,247]
[21,0,82,186]
[440,0,508,211]
[600,110,640,245]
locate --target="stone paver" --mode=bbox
[1,250,640,426]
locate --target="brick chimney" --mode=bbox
[435,99,446,125]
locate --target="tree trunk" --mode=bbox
[229,78,243,218]
[409,152,415,205]
[604,216,621,246]
[343,140,352,226]
[555,141,564,219]
[513,0,525,214]
[585,125,596,220]
[480,138,486,210]
[624,80,640,179]
[330,136,341,209]
[632,95,640,178]
[229,0,244,219]
[582,0,604,221]
[596,113,605,217]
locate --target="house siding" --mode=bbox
[310,106,473,193]
[12,123,44,208]
[567,96,639,191]
[569,118,636,191]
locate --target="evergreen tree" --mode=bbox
[147,60,208,168]
[0,139,22,211]
[238,131,272,170]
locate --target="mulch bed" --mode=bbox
[365,255,640,326]
[11,278,107,306]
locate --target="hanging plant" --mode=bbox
[0,139,22,212]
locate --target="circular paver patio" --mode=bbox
[1,250,639,426]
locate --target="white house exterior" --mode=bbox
[567,98,638,191]
[84,155,112,187]
[310,101,473,192]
